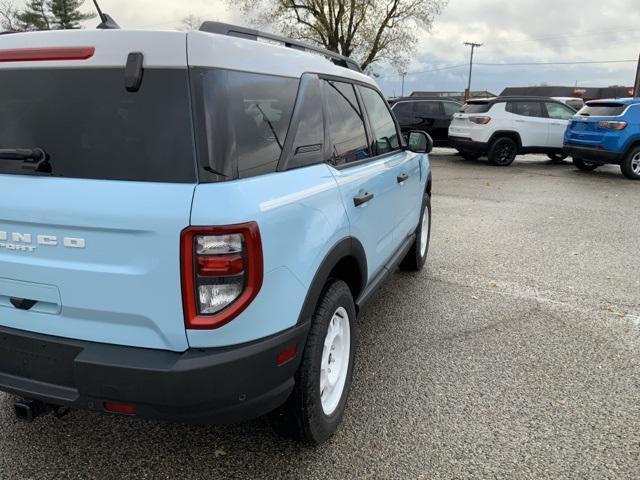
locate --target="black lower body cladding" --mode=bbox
[0,323,310,423]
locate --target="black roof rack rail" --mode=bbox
[199,21,362,73]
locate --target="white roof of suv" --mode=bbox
[0,27,376,86]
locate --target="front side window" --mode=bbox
[322,80,370,166]
[191,69,299,180]
[545,102,575,120]
[358,86,401,156]
[507,101,545,118]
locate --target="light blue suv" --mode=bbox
[0,23,432,444]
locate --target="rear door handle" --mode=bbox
[353,192,374,207]
[397,173,409,183]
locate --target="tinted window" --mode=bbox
[191,69,298,179]
[322,80,370,166]
[391,102,414,123]
[565,99,584,111]
[414,101,442,116]
[506,101,545,118]
[359,87,401,155]
[461,102,491,113]
[0,68,195,182]
[287,75,325,170]
[578,103,626,117]
[545,102,575,120]
[442,101,462,116]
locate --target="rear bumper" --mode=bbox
[448,136,488,153]
[563,144,625,164]
[0,323,309,423]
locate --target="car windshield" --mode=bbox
[578,103,626,117]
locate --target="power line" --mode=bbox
[476,59,637,66]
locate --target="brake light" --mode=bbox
[597,121,627,130]
[0,47,95,62]
[103,402,136,415]
[469,116,491,125]
[181,223,263,329]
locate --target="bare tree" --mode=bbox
[0,0,19,31]
[232,0,448,70]
[179,14,204,31]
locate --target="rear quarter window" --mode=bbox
[191,69,299,180]
[578,103,627,117]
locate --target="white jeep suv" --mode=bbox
[448,97,576,166]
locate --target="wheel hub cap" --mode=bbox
[632,153,640,175]
[320,306,351,415]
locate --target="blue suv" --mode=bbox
[564,98,640,179]
[0,23,432,444]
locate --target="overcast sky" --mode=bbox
[13,0,640,96]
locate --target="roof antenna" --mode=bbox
[93,0,120,29]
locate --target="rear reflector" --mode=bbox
[0,47,95,62]
[277,343,298,366]
[103,402,136,415]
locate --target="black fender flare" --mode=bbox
[296,237,367,325]
[488,131,522,149]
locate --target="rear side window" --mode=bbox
[286,75,325,170]
[461,102,491,113]
[0,68,196,182]
[414,101,442,116]
[391,102,414,123]
[566,99,584,111]
[191,69,299,180]
[322,80,370,166]
[506,101,545,118]
[358,86,401,156]
[578,103,626,117]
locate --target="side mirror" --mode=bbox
[407,131,433,154]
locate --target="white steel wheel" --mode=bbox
[320,306,351,416]
[419,206,430,258]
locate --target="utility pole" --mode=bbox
[401,71,407,97]
[634,52,640,97]
[463,42,482,101]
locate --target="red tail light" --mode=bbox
[469,116,491,125]
[103,402,137,415]
[597,121,627,130]
[0,47,95,62]
[181,222,263,330]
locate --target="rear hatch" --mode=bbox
[449,100,492,137]
[0,31,196,351]
[565,102,628,146]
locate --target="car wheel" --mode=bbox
[487,137,517,166]
[620,146,640,180]
[400,193,431,271]
[573,157,599,172]
[278,279,356,444]
[457,150,482,161]
[547,153,568,163]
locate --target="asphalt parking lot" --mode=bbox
[1,149,639,480]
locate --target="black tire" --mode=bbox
[457,150,481,161]
[573,157,599,172]
[547,153,568,163]
[620,146,640,180]
[487,137,517,166]
[400,193,431,271]
[278,279,356,445]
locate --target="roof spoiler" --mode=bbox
[199,21,361,73]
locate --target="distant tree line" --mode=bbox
[0,0,95,31]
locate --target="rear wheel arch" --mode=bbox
[489,131,522,150]
[297,238,367,324]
